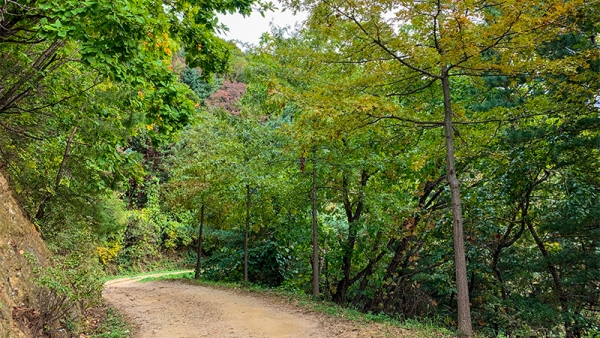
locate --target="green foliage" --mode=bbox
[218,1,600,336]
[91,307,132,338]
[180,68,223,101]
[0,0,274,336]
[111,175,196,273]
[3,0,599,336]
[138,271,195,283]
[202,230,287,287]
[116,208,163,270]
[35,253,105,308]
[24,246,106,335]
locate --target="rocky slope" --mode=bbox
[0,172,51,337]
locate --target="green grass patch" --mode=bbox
[90,306,133,338]
[137,270,194,282]
[103,269,192,282]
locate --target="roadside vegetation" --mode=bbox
[88,306,133,338]
[1,1,599,337]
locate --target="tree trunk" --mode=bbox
[311,147,320,297]
[370,175,445,312]
[244,184,251,285]
[332,170,368,305]
[35,125,78,221]
[527,222,576,337]
[370,236,409,311]
[194,204,205,280]
[441,69,473,337]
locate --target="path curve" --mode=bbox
[103,272,348,338]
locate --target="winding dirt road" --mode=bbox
[102,272,412,338]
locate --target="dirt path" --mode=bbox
[102,272,413,338]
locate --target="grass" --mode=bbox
[137,270,195,282]
[90,306,133,338]
[103,269,192,282]
[141,272,454,337]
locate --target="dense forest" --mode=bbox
[1,0,599,337]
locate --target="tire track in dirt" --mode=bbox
[104,272,330,337]
[102,272,416,338]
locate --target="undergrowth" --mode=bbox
[90,306,132,338]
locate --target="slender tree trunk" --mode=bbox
[332,170,368,305]
[370,236,409,311]
[0,40,65,114]
[311,147,320,297]
[441,69,473,337]
[491,204,527,301]
[519,171,576,336]
[194,204,205,280]
[527,222,576,337]
[370,176,444,311]
[244,184,251,285]
[35,125,78,221]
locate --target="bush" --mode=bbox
[203,229,287,287]
[22,249,105,336]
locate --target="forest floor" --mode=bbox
[102,272,426,338]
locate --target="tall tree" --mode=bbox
[280,1,594,335]
[0,0,271,235]
[311,147,320,297]
[167,110,241,278]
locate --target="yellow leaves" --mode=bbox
[96,243,121,265]
[25,161,37,169]
[548,241,562,253]
[58,177,70,188]
[543,0,584,26]
[411,156,427,171]
[146,124,155,131]
[164,229,178,249]
[325,202,337,213]
[146,30,177,58]
[553,2,564,13]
